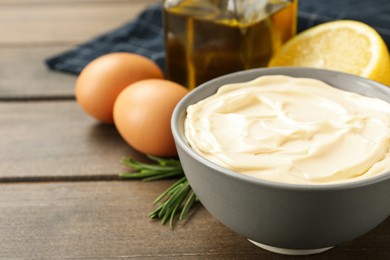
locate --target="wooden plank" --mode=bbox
[0,0,160,45]
[0,181,388,259]
[0,0,151,4]
[0,0,162,99]
[0,100,146,178]
[0,46,77,99]
[0,181,257,259]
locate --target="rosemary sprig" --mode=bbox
[119,155,199,228]
[120,155,183,181]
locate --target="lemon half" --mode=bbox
[269,20,390,86]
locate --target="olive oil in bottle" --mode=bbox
[163,0,297,90]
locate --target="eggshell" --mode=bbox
[75,53,164,124]
[113,79,189,157]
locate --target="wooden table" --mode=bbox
[1,0,389,258]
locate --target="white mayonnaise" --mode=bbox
[185,75,390,184]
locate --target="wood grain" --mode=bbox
[0,101,147,179]
[0,0,160,99]
[0,47,77,99]
[0,181,260,259]
[0,0,160,45]
[0,0,389,258]
[0,181,388,259]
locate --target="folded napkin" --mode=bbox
[297,0,390,41]
[45,0,390,75]
[45,4,165,75]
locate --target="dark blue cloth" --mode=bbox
[45,1,390,75]
[45,4,165,74]
[297,0,390,44]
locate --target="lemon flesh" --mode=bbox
[269,20,390,86]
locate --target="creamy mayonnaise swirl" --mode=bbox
[185,75,390,185]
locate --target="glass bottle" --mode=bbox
[163,0,297,90]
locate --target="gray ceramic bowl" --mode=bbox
[171,67,390,255]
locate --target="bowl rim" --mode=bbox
[171,67,390,191]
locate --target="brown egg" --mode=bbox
[75,53,164,124]
[113,79,189,157]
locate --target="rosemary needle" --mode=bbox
[119,155,199,228]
